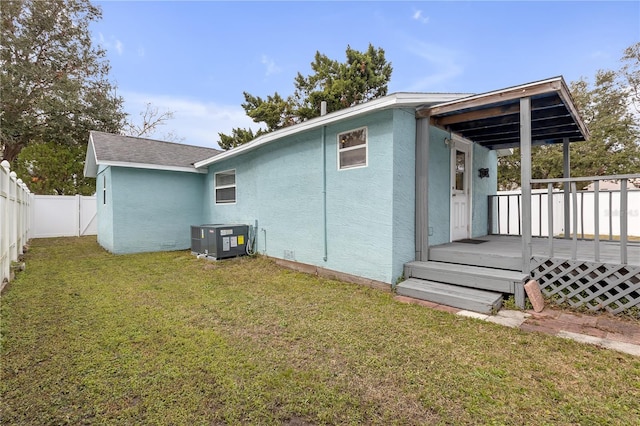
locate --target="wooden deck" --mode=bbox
[429,235,640,270]
[402,235,639,315]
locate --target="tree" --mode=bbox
[1,0,126,193]
[14,141,94,195]
[218,44,392,149]
[621,42,640,116]
[498,44,640,190]
[218,127,266,151]
[293,44,393,121]
[123,102,183,143]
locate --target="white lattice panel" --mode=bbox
[531,256,640,315]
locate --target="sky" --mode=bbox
[91,1,640,149]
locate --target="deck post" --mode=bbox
[594,180,600,262]
[563,138,571,239]
[571,182,578,259]
[547,183,554,257]
[520,97,532,275]
[621,179,628,264]
[415,117,430,262]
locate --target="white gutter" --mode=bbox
[194,92,468,169]
[92,160,208,175]
[84,132,211,177]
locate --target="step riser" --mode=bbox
[429,251,521,271]
[405,265,514,293]
[397,279,502,314]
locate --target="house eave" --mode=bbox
[83,133,99,177]
[419,76,590,148]
[92,161,206,175]
[194,92,469,169]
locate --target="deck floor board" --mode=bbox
[430,235,640,268]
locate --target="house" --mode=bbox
[85,77,640,315]
[83,132,221,253]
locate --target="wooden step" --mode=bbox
[404,261,528,294]
[396,278,503,314]
[429,247,522,271]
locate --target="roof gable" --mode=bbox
[84,132,221,177]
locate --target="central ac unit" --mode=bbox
[191,224,249,260]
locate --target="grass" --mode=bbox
[1,237,639,425]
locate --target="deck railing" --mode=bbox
[489,174,640,264]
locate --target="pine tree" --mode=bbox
[218,44,392,150]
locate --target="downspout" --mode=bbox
[321,101,328,261]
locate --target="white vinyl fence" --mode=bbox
[32,195,97,238]
[1,161,33,287]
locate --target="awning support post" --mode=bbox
[415,117,430,262]
[563,138,571,239]
[520,97,532,275]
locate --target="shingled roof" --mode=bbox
[84,131,221,177]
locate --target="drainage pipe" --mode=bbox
[322,124,328,262]
[321,101,328,262]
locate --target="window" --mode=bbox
[215,170,236,204]
[337,127,367,169]
[102,174,107,205]
[455,149,465,191]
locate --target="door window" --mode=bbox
[455,149,466,192]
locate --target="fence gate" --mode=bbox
[32,195,97,238]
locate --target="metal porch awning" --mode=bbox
[417,77,589,149]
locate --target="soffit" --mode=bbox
[418,77,589,149]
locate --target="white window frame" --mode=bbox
[102,174,107,205]
[337,126,368,170]
[214,169,236,205]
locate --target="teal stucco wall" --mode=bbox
[203,109,416,284]
[427,126,452,246]
[390,109,417,281]
[427,128,498,245]
[103,167,206,254]
[96,165,114,252]
[471,144,497,237]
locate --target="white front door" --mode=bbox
[450,138,472,241]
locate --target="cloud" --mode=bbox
[96,32,124,56]
[261,55,282,77]
[120,91,261,149]
[403,40,463,91]
[412,10,429,24]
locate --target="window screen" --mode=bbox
[215,170,236,204]
[337,127,367,169]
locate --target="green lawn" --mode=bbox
[1,237,639,425]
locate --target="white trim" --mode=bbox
[194,92,468,169]
[83,132,211,177]
[429,76,563,111]
[83,134,98,177]
[95,161,208,175]
[214,169,237,205]
[450,135,473,241]
[337,126,368,170]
